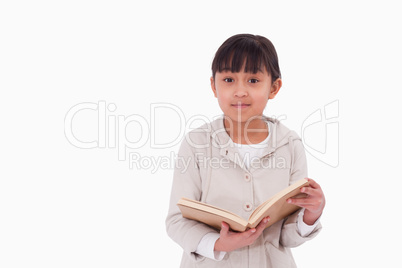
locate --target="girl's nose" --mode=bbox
[234,89,248,98]
[234,83,248,97]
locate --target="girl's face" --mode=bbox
[211,68,282,126]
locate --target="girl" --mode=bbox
[166,34,325,268]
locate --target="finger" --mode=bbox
[220,221,230,235]
[286,199,315,210]
[240,225,260,239]
[288,196,323,209]
[241,216,270,238]
[244,227,257,236]
[255,216,270,232]
[306,178,321,189]
[287,196,314,206]
[301,186,318,196]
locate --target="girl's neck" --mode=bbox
[224,117,269,145]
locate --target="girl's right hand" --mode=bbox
[214,216,270,252]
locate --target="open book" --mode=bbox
[177,178,309,232]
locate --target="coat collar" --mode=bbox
[209,115,299,162]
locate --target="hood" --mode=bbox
[209,115,301,158]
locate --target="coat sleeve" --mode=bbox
[165,133,217,261]
[279,137,322,248]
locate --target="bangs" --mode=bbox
[211,34,281,82]
[215,42,266,74]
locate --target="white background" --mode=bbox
[1,0,401,267]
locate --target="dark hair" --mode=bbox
[211,34,281,83]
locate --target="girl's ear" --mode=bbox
[268,78,282,99]
[211,77,218,98]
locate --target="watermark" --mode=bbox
[64,101,220,160]
[127,151,288,174]
[64,100,339,171]
[301,100,339,167]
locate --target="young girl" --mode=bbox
[166,34,325,268]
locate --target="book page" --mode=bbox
[247,179,309,228]
[178,198,249,232]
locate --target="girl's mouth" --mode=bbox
[231,103,251,108]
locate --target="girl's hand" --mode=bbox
[214,216,270,252]
[287,178,325,225]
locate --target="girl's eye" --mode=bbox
[224,78,234,82]
[248,79,258,83]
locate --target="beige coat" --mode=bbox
[166,116,321,268]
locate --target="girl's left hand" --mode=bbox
[287,178,325,225]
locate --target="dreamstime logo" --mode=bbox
[64,100,339,171]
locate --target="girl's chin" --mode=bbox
[223,114,264,125]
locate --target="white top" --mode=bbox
[195,121,320,261]
[232,120,272,170]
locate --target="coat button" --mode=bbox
[243,202,253,212]
[245,174,251,182]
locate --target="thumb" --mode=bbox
[220,221,229,234]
